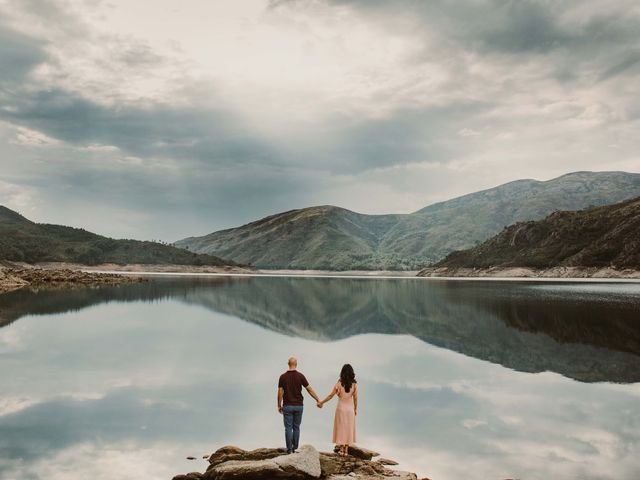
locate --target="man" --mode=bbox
[277,357,322,454]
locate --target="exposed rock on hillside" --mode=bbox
[419,196,640,277]
[172,445,422,480]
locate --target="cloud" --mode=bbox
[0,24,46,84]
[0,179,36,211]
[0,0,638,240]
[1,87,275,166]
[12,126,60,146]
[2,293,639,480]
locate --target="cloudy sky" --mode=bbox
[1,0,639,240]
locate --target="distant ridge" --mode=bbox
[422,195,640,272]
[176,171,640,270]
[0,206,238,267]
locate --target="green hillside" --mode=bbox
[0,206,236,267]
[176,206,414,270]
[175,171,640,270]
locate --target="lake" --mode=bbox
[1,276,639,480]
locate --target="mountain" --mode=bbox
[175,171,640,270]
[177,206,415,270]
[0,206,237,267]
[422,196,640,271]
[2,276,639,383]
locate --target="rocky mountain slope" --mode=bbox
[421,195,640,273]
[0,206,237,267]
[175,171,640,270]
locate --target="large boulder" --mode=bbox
[204,445,321,480]
[173,473,203,480]
[207,446,287,468]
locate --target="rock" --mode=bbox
[0,268,29,294]
[208,461,282,480]
[174,445,422,480]
[187,457,197,460]
[205,445,321,480]
[0,266,142,294]
[319,452,395,478]
[207,446,287,468]
[327,473,416,480]
[332,445,379,461]
[391,472,417,480]
[172,473,204,480]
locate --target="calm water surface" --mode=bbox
[1,276,639,480]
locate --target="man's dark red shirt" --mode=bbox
[278,370,309,406]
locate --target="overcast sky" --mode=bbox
[1,0,639,240]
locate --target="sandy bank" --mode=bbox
[33,262,254,274]
[417,265,640,279]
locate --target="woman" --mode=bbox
[319,364,358,456]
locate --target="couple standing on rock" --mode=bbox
[277,357,358,456]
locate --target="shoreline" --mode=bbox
[3,262,640,293]
[0,265,144,294]
[85,268,640,283]
[418,265,640,281]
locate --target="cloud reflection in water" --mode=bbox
[0,277,639,479]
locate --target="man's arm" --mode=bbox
[305,385,321,403]
[277,387,284,413]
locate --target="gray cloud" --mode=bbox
[0,0,639,240]
[0,25,46,85]
[1,81,277,167]
[319,0,640,89]
[598,53,640,82]
[310,102,490,173]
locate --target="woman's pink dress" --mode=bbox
[332,381,357,445]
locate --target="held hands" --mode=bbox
[316,401,323,409]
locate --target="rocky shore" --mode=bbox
[0,265,144,294]
[68,262,255,274]
[173,445,425,480]
[417,265,640,279]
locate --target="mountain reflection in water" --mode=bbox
[1,276,639,383]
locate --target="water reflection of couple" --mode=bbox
[277,357,358,456]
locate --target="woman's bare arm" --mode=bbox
[320,386,338,405]
[353,385,358,415]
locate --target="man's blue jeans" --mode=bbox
[282,405,304,453]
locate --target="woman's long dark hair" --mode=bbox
[339,364,356,393]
